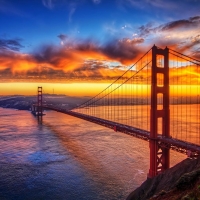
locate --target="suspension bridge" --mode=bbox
[31,45,200,178]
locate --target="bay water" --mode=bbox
[0,108,186,200]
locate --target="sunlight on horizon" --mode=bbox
[1,82,200,98]
[0,82,112,97]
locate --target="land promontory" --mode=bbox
[127,156,200,200]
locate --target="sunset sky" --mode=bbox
[0,0,200,96]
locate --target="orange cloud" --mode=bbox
[0,34,199,84]
[0,51,37,73]
[0,38,145,82]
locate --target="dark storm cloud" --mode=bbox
[74,39,97,51]
[33,44,63,65]
[0,41,130,81]
[138,23,154,37]
[0,36,144,81]
[101,38,144,63]
[32,37,144,69]
[161,16,200,31]
[0,38,24,51]
[57,34,68,41]
[138,16,200,37]
[189,16,200,21]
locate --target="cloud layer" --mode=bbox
[0,38,24,51]
[0,36,145,81]
[0,15,200,82]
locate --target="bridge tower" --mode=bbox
[148,45,170,178]
[37,86,43,117]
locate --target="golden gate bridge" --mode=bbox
[31,45,200,178]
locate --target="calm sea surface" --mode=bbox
[0,108,185,200]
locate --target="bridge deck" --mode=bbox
[42,105,200,156]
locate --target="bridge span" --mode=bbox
[43,105,200,156]
[32,45,200,178]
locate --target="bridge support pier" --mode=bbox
[148,45,170,178]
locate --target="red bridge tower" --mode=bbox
[37,86,43,116]
[148,45,170,178]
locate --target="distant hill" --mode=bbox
[0,94,89,110]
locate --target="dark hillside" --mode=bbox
[127,156,200,200]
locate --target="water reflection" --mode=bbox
[43,121,126,191]
[0,108,186,200]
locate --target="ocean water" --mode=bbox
[0,108,186,200]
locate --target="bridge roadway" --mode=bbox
[42,105,200,156]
